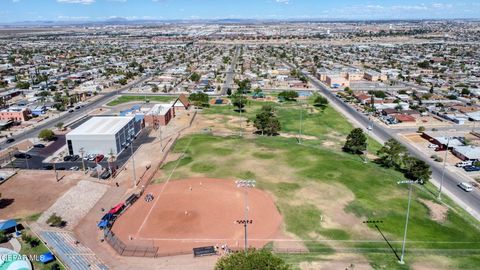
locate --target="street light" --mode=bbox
[236,179,256,252]
[79,147,86,172]
[397,179,422,264]
[438,136,451,200]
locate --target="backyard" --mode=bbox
[106,95,176,106]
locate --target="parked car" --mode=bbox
[87,154,96,161]
[43,165,54,170]
[459,182,474,192]
[57,167,66,170]
[95,154,105,163]
[100,170,111,179]
[428,144,439,149]
[456,161,473,168]
[14,153,31,159]
[33,144,45,148]
[464,165,480,172]
[69,166,79,171]
[63,155,72,161]
[6,138,15,143]
[71,155,80,161]
[68,109,74,113]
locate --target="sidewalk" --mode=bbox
[72,110,218,269]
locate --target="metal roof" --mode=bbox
[67,116,134,136]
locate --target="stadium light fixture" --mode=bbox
[236,179,256,252]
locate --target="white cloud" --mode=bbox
[275,0,289,4]
[57,0,95,4]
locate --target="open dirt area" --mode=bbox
[112,178,282,255]
[0,170,83,219]
[419,198,449,222]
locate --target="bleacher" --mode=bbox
[41,230,109,270]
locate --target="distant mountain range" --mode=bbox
[1,17,479,28]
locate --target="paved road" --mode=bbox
[283,61,480,220]
[221,45,241,95]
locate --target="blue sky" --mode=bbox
[1,0,479,23]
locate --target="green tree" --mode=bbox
[343,128,367,154]
[16,81,30,89]
[313,95,329,109]
[55,122,64,130]
[46,213,65,227]
[417,126,426,133]
[377,139,407,168]
[189,92,209,108]
[0,231,8,243]
[151,85,159,93]
[403,157,431,184]
[236,79,251,93]
[278,90,299,101]
[254,105,281,136]
[231,93,247,112]
[38,129,55,141]
[190,72,201,82]
[215,249,290,270]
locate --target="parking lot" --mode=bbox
[4,129,153,175]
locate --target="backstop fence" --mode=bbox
[104,229,158,257]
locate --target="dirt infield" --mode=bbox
[111,178,282,255]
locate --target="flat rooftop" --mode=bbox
[146,104,171,116]
[67,116,134,136]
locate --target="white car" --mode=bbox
[428,144,439,149]
[69,166,79,171]
[456,161,473,168]
[459,182,474,192]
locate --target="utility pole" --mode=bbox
[438,136,450,200]
[397,180,421,264]
[236,179,256,252]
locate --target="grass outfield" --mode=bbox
[203,98,381,153]
[106,95,176,106]
[158,133,480,269]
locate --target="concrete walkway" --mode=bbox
[9,237,21,252]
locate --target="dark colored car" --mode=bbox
[33,144,45,148]
[57,167,66,170]
[63,155,72,161]
[71,155,80,161]
[14,153,31,159]
[68,109,74,113]
[43,165,54,170]
[464,165,480,172]
[6,138,15,143]
[100,170,111,179]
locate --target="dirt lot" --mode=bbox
[0,170,84,219]
[112,178,282,255]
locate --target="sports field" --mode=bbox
[153,98,480,269]
[112,178,282,255]
[106,95,176,106]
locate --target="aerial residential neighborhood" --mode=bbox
[0,1,480,270]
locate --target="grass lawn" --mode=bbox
[158,133,480,269]
[106,95,176,106]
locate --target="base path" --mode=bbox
[111,178,282,255]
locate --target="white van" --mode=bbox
[456,161,473,167]
[459,182,474,192]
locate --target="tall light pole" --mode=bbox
[79,147,86,172]
[236,179,256,252]
[298,100,304,144]
[397,180,421,264]
[438,136,451,200]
